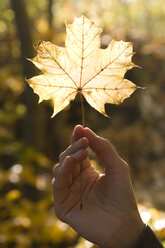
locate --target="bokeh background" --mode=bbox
[0,0,165,247]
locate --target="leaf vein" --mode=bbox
[28,82,76,89]
[82,44,131,88]
[42,43,78,88]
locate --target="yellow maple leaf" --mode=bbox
[27,15,138,117]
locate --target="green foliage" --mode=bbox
[0,0,165,247]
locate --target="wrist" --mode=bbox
[118,216,145,248]
[133,224,164,248]
[116,215,144,248]
[100,214,144,248]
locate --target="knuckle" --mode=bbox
[124,161,129,168]
[52,178,55,185]
[59,152,65,162]
[53,163,59,177]
[102,137,111,146]
[123,161,129,170]
[53,164,57,173]
[120,159,129,171]
[59,145,72,162]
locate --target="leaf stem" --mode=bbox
[80,92,85,127]
[79,92,85,209]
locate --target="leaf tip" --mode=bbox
[137,85,147,90]
[38,97,43,104]
[134,64,142,69]
[26,57,32,62]
[25,77,30,84]
[105,113,110,118]
[51,109,58,118]
[102,110,110,118]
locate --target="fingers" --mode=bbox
[59,137,88,162]
[53,156,73,205]
[83,127,122,173]
[70,125,91,177]
[52,149,88,205]
[53,126,90,188]
[53,136,89,178]
[53,148,88,178]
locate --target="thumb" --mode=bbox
[83,127,124,174]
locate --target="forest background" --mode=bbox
[0,0,165,247]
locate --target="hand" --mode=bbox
[52,125,144,248]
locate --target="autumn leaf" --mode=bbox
[27,15,138,117]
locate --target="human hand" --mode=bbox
[52,125,144,248]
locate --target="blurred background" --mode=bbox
[0,0,165,247]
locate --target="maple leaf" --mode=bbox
[27,15,138,117]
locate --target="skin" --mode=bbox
[52,125,144,248]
